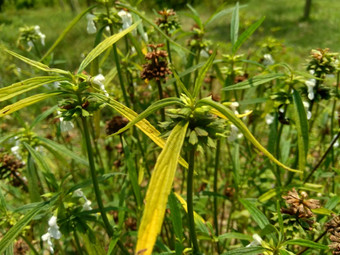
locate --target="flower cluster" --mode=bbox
[326,215,340,254]
[106,115,129,135]
[74,189,93,211]
[0,154,25,188]
[155,9,180,35]
[42,216,62,254]
[17,25,46,50]
[140,44,172,82]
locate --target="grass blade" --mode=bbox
[136,121,189,255]
[230,2,239,47]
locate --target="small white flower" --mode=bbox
[305,79,316,100]
[105,26,110,32]
[11,145,21,160]
[27,40,34,48]
[242,109,251,121]
[86,13,97,34]
[83,200,93,211]
[42,216,62,254]
[74,189,84,197]
[34,25,46,46]
[57,110,74,133]
[200,48,209,58]
[93,74,108,96]
[228,124,243,142]
[246,234,263,247]
[118,10,132,30]
[265,114,274,125]
[333,135,339,148]
[263,54,275,66]
[309,69,315,75]
[303,101,312,120]
[230,102,239,115]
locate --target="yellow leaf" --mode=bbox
[136,121,189,255]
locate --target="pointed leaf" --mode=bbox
[232,16,265,54]
[198,98,301,172]
[292,89,308,172]
[41,5,97,61]
[223,73,285,91]
[0,76,66,102]
[230,2,239,46]
[78,20,141,73]
[284,239,328,250]
[0,92,61,118]
[136,121,189,255]
[239,199,269,229]
[2,48,69,75]
[222,246,266,255]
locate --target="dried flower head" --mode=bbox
[0,154,25,188]
[155,9,180,35]
[326,215,340,254]
[282,188,320,218]
[140,44,172,82]
[106,116,129,135]
[14,239,29,255]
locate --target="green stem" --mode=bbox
[81,115,113,236]
[213,140,221,253]
[156,79,166,121]
[187,147,200,255]
[166,39,179,97]
[73,230,84,255]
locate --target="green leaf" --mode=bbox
[0,201,50,254]
[168,192,184,254]
[193,50,216,98]
[37,136,88,166]
[136,121,189,255]
[0,76,66,102]
[232,16,265,54]
[284,239,329,250]
[223,73,285,91]
[2,48,69,75]
[30,105,58,129]
[0,92,61,118]
[186,4,203,29]
[311,207,335,216]
[122,137,142,208]
[239,199,269,229]
[204,4,234,27]
[222,246,266,255]
[78,20,141,73]
[230,2,239,47]
[258,189,277,203]
[23,142,58,190]
[218,232,252,241]
[292,89,309,172]
[325,196,340,210]
[198,98,301,173]
[40,5,96,61]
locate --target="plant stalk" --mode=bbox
[213,140,221,253]
[187,147,200,255]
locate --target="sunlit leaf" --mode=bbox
[223,73,285,90]
[136,121,188,255]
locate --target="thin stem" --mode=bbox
[166,39,179,97]
[214,140,221,253]
[156,79,166,121]
[73,230,84,255]
[81,115,113,237]
[187,147,201,255]
[304,131,340,183]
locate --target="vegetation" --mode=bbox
[0,1,339,255]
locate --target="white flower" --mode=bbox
[34,25,46,46]
[42,216,62,254]
[27,40,34,48]
[303,101,312,120]
[92,74,108,96]
[228,124,243,142]
[200,48,209,58]
[333,135,339,148]
[105,26,110,32]
[83,200,93,211]
[74,189,84,197]
[305,79,316,100]
[142,32,148,42]
[265,114,274,125]
[57,110,74,133]
[263,54,275,66]
[246,234,263,247]
[11,145,22,160]
[242,109,251,121]
[86,13,97,34]
[118,10,132,30]
[230,102,240,115]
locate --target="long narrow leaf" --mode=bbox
[0,76,66,102]
[284,239,328,250]
[223,73,285,91]
[0,201,50,254]
[78,20,141,73]
[136,121,189,255]
[222,246,266,255]
[292,89,308,172]
[230,2,239,47]
[0,92,62,118]
[199,98,301,172]
[41,5,96,61]
[193,50,216,98]
[2,49,69,75]
[232,16,265,54]
[239,199,269,229]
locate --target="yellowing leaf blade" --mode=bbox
[136,121,189,255]
[0,92,61,117]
